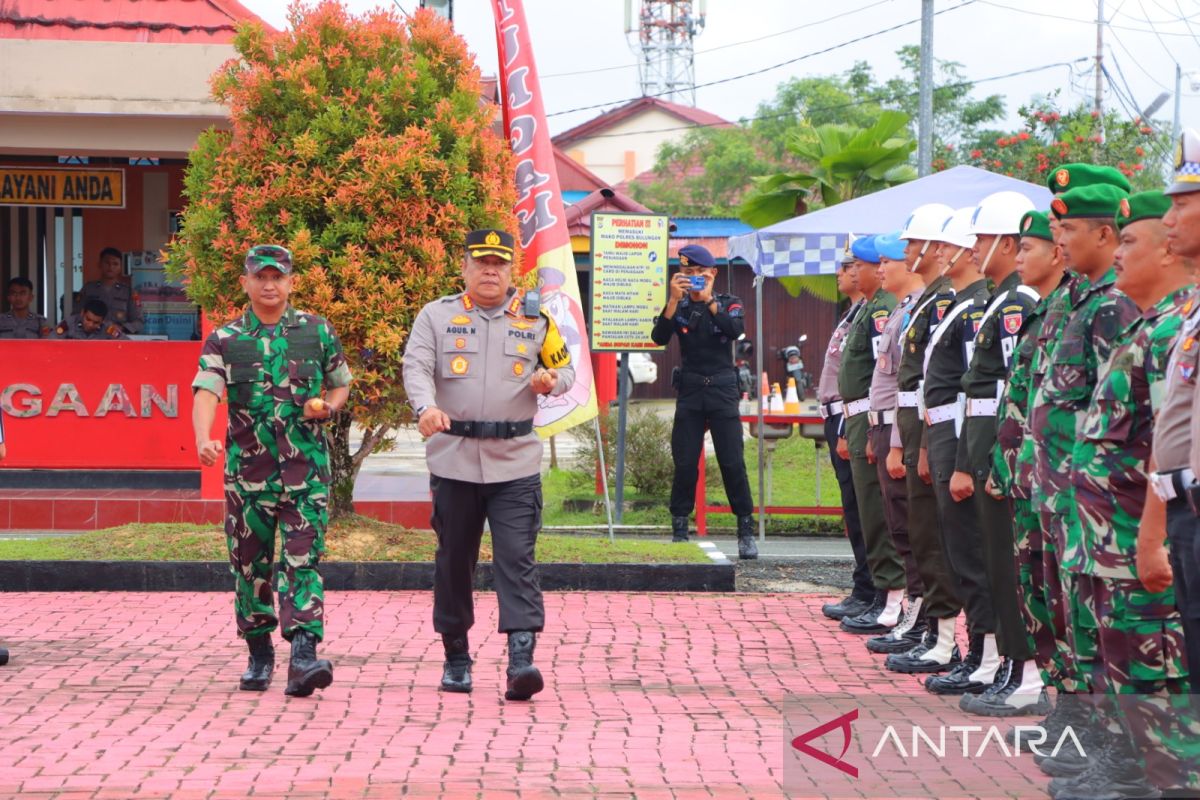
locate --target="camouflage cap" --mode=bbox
[1115,190,1171,231]
[1047,163,1131,195]
[1019,210,1054,242]
[1050,183,1129,220]
[245,245,293,274]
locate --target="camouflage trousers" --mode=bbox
[1012,498,1065,689]
[1085,575,1200,789]
[225,486,327,642]
[1039,509,1092,692]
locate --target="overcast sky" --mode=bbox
[241,0,1200,159]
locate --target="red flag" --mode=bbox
[492,0,597,436]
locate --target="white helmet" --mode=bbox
[939,207,978,249]
[970,191,1036,236]
[899,203,955,242]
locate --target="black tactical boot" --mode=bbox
[1038,722,1111,777]
[841,589,903,634]
[885,616,961,674]
[736,515,758,560]
[671,516,689,543]
[283,630,333,698]
[239,634,274,692]
[866,596,926,654]
[1032,696,1092,767]
[959,657,1011,713]
[971,660,1051,718]
[925,633,984,695]
[821,594,873,621]
[440,633,472,694]
[1049,731,1157,800]
[504,631,544,701]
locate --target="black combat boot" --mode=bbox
[283,630,333,698]
[239,634,274,692]
[1049,730,1157,800]
[672,516,689,543]
[736,515,758,560]
[959,657,1010,713]
[504,631,544,701]
[866,596,925,654]
[925,633,984,694]
[440,633,472,694]
[822,594,874,621]
[0,646,8,666]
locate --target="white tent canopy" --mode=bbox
[728,165,1054,277]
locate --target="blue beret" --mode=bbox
[850,235,880,264]
[874,232,907,260]
[678,244,715,268]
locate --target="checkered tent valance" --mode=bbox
[728,232,849,278]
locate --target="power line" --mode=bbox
[545,1,978,119]
[573,58,1090,140]
[1137,0,1184,61]
[539,0,896,80]
[979,0,1200,34]
[1107,19,1173,89]
[1172,0,1200,51]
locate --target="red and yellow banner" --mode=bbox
[491,0,597,438]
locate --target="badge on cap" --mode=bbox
[680,254,691,267]
[1051,197,1068,216]
[1119,198,1131,218]
[1022,216,1033,232]
[1055,168,1070,188]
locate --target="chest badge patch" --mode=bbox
[452,314,471,325]
[513,361,525,377]
[511,320,533,330]
[450,356,469,375]
[455,337,466,349]
[517,342,528,354]
[1003,313,1023,334]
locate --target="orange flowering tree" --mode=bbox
[165,2,516,516]
[955,98,1169,191]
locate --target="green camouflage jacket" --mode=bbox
[1071,287,1191,579]
[192,306,352,493]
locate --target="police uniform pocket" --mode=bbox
[504,337,535,382]
[440,336,479,379]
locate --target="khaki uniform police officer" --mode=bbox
[81,247,143,334]
[0,278,50,339]
[403,228,575,701]
[54,299,127,340]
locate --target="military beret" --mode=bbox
[1019,211,1054,242]
[850,235,880,264]
[678,243,716,268]
[465,229,515,262]
[1115,190,1171,230]
[245,244,293,274]
[874,232,907,260]
[1165,128,1200,196]
[1050,183,1129,220]
[1047,163,1132,195]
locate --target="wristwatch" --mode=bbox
[415,404,430,418]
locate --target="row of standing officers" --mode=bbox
[817,141,1200,798]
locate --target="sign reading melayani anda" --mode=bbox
[0,166,125,208]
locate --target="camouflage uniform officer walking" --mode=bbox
[192,245,352,698]
[403,229,575,701]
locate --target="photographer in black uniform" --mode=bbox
[651,244,757,559]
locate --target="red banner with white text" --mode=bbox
[491,0,598,438]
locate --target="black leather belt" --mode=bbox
[446,419,534,439]
[679,370,737,387]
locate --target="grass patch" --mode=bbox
[544,431,842,532]
[0,516,709,565]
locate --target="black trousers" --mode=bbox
[896,408,961,620]
[927,420,995,637]
[845,412,905,591]
[975,485,1032,660]
[826,413,874,601]
[669,382,753,518]
[1166,499,1200,694]
[872,422,924,598]
[430,473,544,635]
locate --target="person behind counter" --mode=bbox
[54,299,127,340]
[81,247,143,335]
[0,278,50,339]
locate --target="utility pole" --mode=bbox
[1171,62,1183,182]
[917,0,934,176]
[1094,0,1104,117]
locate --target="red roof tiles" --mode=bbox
[0,0,267,43]
[552,96,731,148]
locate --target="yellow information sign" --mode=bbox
[589,212,670,352]
[0,167,125,208]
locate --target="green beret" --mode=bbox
[1115,191,1171,231]
[1047,163,1132,195]
[1050,184,1129,220]
[1019,210,1054,242]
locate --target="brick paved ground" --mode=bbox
[0,592,1049,799]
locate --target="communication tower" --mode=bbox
[624,1,706,106]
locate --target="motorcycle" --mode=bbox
[778,334,812,399]
[735,337,756,399]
